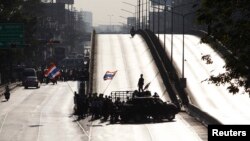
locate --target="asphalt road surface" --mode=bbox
[0,82,87,141]
[0,34,210,141]
[0,81,207,141]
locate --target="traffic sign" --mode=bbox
[0,23,24,48]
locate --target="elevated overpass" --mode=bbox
[90,31,250,125]
[92,34,170,102]
[158,33,250,124]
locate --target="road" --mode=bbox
[0,82,87,141]
[0,81,206,141]
[159,34,250,124]
[0,34,208,141]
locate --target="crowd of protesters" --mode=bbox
[73,90,161,123]
[73,92,124,123]
[37,68,84,85]
[73,74,153,122]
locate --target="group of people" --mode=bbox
[73,92,123,122]
[73,74,153,122]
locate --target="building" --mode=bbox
[81,11,93,33]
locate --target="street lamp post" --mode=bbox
[138,0,141,29]
[142,0,144,29]
[150,2,198,88]
[138,0,147,29]
[152,2,155,32]
[171,11,197,88]
[121,9,136,29]
[163,0,167,62]
[171,0,174,65]
[157,0,160,40]
[145,0,148,29]
[122,2,137,29]
[168,1,198,66]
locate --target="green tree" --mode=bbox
[197,0,250,95]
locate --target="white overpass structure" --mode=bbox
[158,34,250,124]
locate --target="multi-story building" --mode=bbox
[81,11,93,33]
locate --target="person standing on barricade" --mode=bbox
[138,74,144,93]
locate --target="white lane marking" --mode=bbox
[0,113,8,134]
[36,84,59,141]
[88,120,92,141]
[36,112,42,141]
[67,81,92,140]
[76,119,90,139]
[144,125,154,141]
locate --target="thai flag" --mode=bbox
[103,71,117,80]
[45,64,61,79]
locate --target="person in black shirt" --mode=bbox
[138,74,144,92]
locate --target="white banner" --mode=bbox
[56,0,74,4]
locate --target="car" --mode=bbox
[22,68,37,85]
[24,76,40,89]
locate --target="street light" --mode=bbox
[138,0,141,29]
[137,0,148,29]
[166,9,197,88]
[121,9,136,28]
[168,1,198,65]
[141,0,149,29]
[150,1,198,88]
[122,2,137,28]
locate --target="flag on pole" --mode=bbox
[44,64,61,79]
[103,71,117,80]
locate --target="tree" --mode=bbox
[196,0,250,95]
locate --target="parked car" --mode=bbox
[22,68,37,85]
[24,76,40,89]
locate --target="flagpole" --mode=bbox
[102,78,114,94]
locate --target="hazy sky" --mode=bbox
[74,0,137,26]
